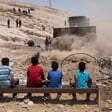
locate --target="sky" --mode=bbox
[14,0,112,20]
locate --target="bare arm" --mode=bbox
[41,74,46,80]
[87,78,92,88]
[87,73,92,88]
[41,68,46,80]
[10,75,15,88]
[74,75,77,88]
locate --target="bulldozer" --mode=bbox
[53,16,96,39]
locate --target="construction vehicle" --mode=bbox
[53,16,96,38]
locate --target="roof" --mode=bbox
[69,16,87,19]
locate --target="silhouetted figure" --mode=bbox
[28,9,30,14]
[7,19,10,28]
[64,20,66,27]
[16,19,19,28]
[23,10,27,15]
[13,8,16,13]
[42,25,45,31]
[18,8,21,13]
[19,19,22,28]
[44,36,52,51]
[30,8,35,11]
[45,37,49,51]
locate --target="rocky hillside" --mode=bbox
[0,0,73,44]
[0,1,111,112]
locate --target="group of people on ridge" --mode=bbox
[0,56,93,101]
[7,18,22,28]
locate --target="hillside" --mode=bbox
[0,0,73,44]
[0,0,111,112]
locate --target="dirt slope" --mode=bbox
[0,0,111,112]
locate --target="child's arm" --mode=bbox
[87,78,92,88]
[87,74,92,88]
[60,72,63,84]
[74,74,77,88]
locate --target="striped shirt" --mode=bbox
[0,65,13,87]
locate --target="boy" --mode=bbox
[0,57,19,98]
[73,62,92,101]
[46,61,63,99]
[26,56,46,97]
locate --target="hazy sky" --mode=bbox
[15,0,112,20]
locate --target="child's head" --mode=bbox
[51,61,58,70]
[31,56,38,65]
[78,62,86,72]
[1,57,9,66]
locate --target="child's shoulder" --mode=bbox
[57,70,62,73]
[84,71,90,75]
[49,70,61,73]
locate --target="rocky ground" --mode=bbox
[0,0,112,112]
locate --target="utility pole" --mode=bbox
[49,0,51,8]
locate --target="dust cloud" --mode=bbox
[94,20,112,57]
[43,20,112,60]
[85,0,112,57]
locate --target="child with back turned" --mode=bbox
[26,55,46,98]
[0,57,19,98]
[46,61,63,100]
[73,61,92,101]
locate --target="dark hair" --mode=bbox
[51,61,58,70]
[31,56,38,65]
[1,57,9,66]
[79,62,86,72]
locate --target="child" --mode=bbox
[46,61,63,99]
[73,62,92,101]
[0,57,19,98]
[26,56,46,97]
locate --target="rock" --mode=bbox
[104,75,111,79]
[22,105,27,108]
[107,100,112,104]
[7,110,13,112]
[0,105,2,107]
[19,102,25,105]
[27,40,35,47]
[28,101,34,106]
[58,104,63,108]
[24,99,30,104]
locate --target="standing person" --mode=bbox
[44,36,52,51]
[28,9,30,14]
[48,36,52,45]
[19,19,22,28]
[46,61,63,100]
[26,56,46,98]
[0,57,19,98]
[13,8,16,14]
[18,8,21,13]
[64,20,66,27]
[7,19,10,28]
[44,36,49,51]
[16,19,19,28]
[73,62,92,101]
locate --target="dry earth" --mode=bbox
[0,0,112,112]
